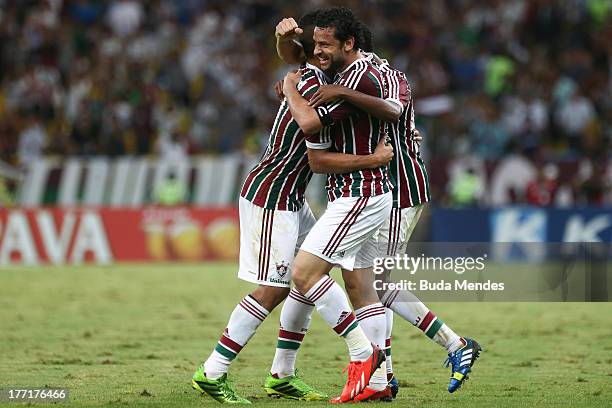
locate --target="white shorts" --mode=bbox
[300,193,392,271]
[238,197,316,288]
[355,205,424,267]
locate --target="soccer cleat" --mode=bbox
[264,372,328,401]
[337,345,386,403]
[388,376,399,399]
[444,338,482,393]
[353,386,393,402]
[192,365,251,404]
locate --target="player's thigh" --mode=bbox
[377,204,424,259]
[301,193,392,271]
[294,200,317,254]
[238,197,300,288]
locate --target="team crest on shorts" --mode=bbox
[275,261,290,279]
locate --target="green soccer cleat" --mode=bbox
[264,372,328,401]
[192,365,251,404]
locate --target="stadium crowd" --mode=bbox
[0,0,610,205]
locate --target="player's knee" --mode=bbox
[291,263,308,293]
[342,271,360,296]
[251,285,289,311]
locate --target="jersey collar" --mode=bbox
[336,52,372,78]
[305,62,330,80]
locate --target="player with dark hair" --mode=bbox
[191,10,395,404]
[281,14,482,399]
[280,6,398,403]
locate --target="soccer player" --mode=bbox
[280,17,482,397]
[281,7,396,403]
[308,47,483,396]
[191,12,394,404]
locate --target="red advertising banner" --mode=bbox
[0,207,239,265]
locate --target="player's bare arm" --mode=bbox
[275,18,305,65]
[282,72,393,173]
[282,71,322,134]
[310,84,402,122]
[307,137,393,174]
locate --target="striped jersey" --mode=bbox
[379,60,431,208]
[240,64,328,211]
[306,57,392,202]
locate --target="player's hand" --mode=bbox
[373,135,394,167]
[275,18,303,40]
[282,71,301,94]
[309,84,347,107]
[274,79,284,101]
[413,129,422,147]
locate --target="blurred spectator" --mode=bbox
[484,54,515,97]
[155,169,186,206]
[107,0,143,37]
[470,100,510,159]
[158,132,188,163]
[17,113,46,165]
[0,0,608,206]
[448,166,484,207]
[526,164,559,206]
[577,160,611,206]
[556,88,596,151]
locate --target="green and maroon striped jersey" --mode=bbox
[240,64,328,211]
[379,60,431,208]
[306,57,392,202]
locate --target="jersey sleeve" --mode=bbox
[385,70,410,110]
[297,72,333,149]
[305,126,332,149]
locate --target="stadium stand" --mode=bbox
[0,0,609,207]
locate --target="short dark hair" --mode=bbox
[315,7,363,51]
[359,21,373,52]
[298,11,319,59]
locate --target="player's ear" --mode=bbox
[343,36,355,52]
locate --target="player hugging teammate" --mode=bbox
[192,7,481,404]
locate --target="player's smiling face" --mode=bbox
[313,27,353,75]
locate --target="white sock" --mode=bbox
[270,288,314,378]
[356,303,387,391]
[384,307,394,379]
[382,289,463,353]
[204,295,269,379]
[303,275,372,361]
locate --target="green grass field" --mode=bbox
[1,263,611,407]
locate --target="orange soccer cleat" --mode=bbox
[334,345,385,403]
[352,386,393,402]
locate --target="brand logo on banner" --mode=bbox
[0,210,112,265]
[0,207,240,265]
[491,208,547,261]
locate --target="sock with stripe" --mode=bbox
[303,275,372,361]
[355,303,387,391]
[381,289,464,353]
[204,294,270,379]
[270,288,314,378]
[384,307,394,380]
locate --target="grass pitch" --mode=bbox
[1,263,611,407]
